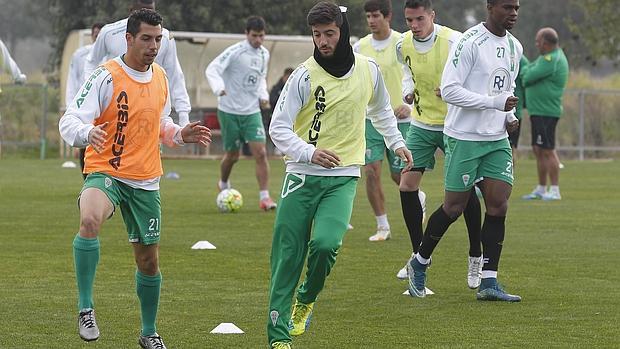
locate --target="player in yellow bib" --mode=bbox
[353,0,420,243]
[395,0,484,290]
[266,3,412,348]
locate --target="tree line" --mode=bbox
[0,0,616,72]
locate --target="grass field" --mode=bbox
[0,158,618,348]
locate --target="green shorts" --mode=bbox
[365,119,409,173]
[81,173,162,245]
[443,136,514,192]
[217,110,266,151]
[404,125,444,171]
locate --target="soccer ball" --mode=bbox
[216,188,243,213]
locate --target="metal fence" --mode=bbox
[1,84,619,160]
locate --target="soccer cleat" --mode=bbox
[396,263,408,280]
[419,190,427,224]
[139,333,167,349]
[406,257,429,298]
[476,280,521,302]
[368,226,391,241]
[260,197,277,211]
[467,256,483,289]
[522,190,545,200]
[541,191,561,201]
[347,223,354,230]
[272,342,292,349]
[78,309,100,342]
[289,300,314,336]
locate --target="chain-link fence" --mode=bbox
[1,84,619,160]
[0,83,57,159]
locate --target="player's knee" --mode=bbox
[80,215,102,235]
[224,152,240,163]
[485,200,508,216]
[364,165,380,181]
[135,254,159,275]
[442,201,466,219]
[311,238,341,255]
[253,146,267,160]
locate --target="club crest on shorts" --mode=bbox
[270,310,279,326]
[104,177,112,188]
[462,174,470,187]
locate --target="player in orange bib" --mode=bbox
[59,9,211,349]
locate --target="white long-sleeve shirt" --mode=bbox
[60,57,183,190]
[84,18,191,126]
[0,39,26,83]
[205,40,270,115]
[269,60,406,177]
[65,44,92,110]
[440,23,523,141]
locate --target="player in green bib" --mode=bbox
[353,0,415,242]
[266,3,412,348]
[395,0,484,289]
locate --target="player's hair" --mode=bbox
[540,30,559,45]
[364,0,392,17]
[246,16,266,32]
[404,0,433,11]
[91,22,105,31]
[126,8,162,36]
[284,67,294,75]
[307,1,343,27]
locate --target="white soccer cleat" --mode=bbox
[78,309,100,342]
[542,191,561,201]
[396,263,408,280]
[467,256,483,289]
[396,253,414,279]
[418,190,427,224]
[368,226,391,241]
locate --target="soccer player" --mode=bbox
[353,0,417,242]
[59,9,211,348]
[395,0,484,289]
[205,16,277,210]
[0,37,27,158]
[266,3,412,348]
[85,0,192,127]
[521,27,569,201]
[66,23,104,179]
[407,0,523,302]
[508,54,529,162]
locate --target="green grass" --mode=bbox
[0,158,618,348]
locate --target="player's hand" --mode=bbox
[434,87,441,97]
[506,119,519,133]
[260,99,271,110]
[219,90,227,96]
[504,96,519,111]
[394,104,411,119]
[88,122,109,153]
[404,93,414,105]
[311,149,341,169]
[181,121,212,146]
[395,147,414,173]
